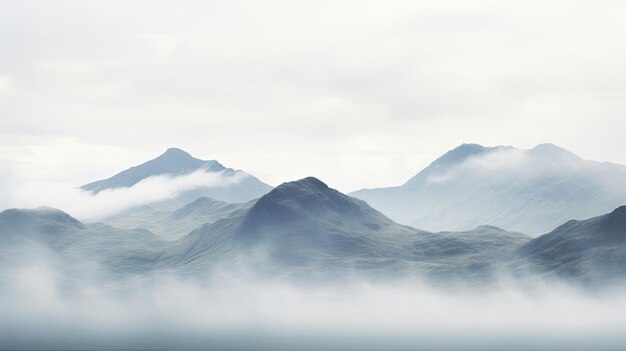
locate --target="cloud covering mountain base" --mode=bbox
[0,169,249,221]
[1,261,626,351]
[1,148,625,350]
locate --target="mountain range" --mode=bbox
[351,143,626,234]
[2,175,625,288]
[155,177,532,284]
[1,144,625,288]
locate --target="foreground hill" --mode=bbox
[2,178,624,288]
[351,143,626,234]
[158,177,531,284]
[515,206,626,286]
[81,147,272,204]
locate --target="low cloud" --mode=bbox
[0,168,248,221]
[1,260,625,350]
[427,146,626,190]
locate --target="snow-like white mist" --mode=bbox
[0,169,248,221]
[427,147,626,188]
[1,149,625,350]
[1,259,625,351]
[353,145,626,234]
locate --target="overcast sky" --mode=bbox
[1,0,625,193]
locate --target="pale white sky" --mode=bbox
[1,0,625,192]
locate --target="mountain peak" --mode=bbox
[161,147,193,158]
[610,205,626,216]
[280,176,329,192]
[402,143,511,187]
[241,177,370,231]
[154,147,207,165]
[253,177,334,206]
[81,148,223,193]
[456,143,485,151]
[443,143,486,162]
[80,147,272,202]
[528,143,580,161]
[430,143,513,168]
[599,206,626,235]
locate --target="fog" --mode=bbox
[0,169,248,221]
[427,146,626,187]
[1,258,625,351]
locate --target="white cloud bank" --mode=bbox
[0,167,248,221]
[1,262,625,350]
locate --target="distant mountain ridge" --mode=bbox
[81,148,225,192]
[81,148,272,204]
[351,143,626,234]
[103,196,253,240]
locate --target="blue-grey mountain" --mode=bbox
[2,177,624,288]
[102,197,253,240]
[515,206,626,286]
[351,143,626,234]
[81,148,272,204]
[157,177,531,284]
[0,207,166,280]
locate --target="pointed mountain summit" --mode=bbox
[599,206,626,235]
[81,148,272,203]
[81,148,226,192]
[226,176,412,247]
[351,143,626,234]
[158,177,530,283]
[423,143,499,168]
[241,177,384,230]
[402,144,512,187]
[156,176,419,271]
